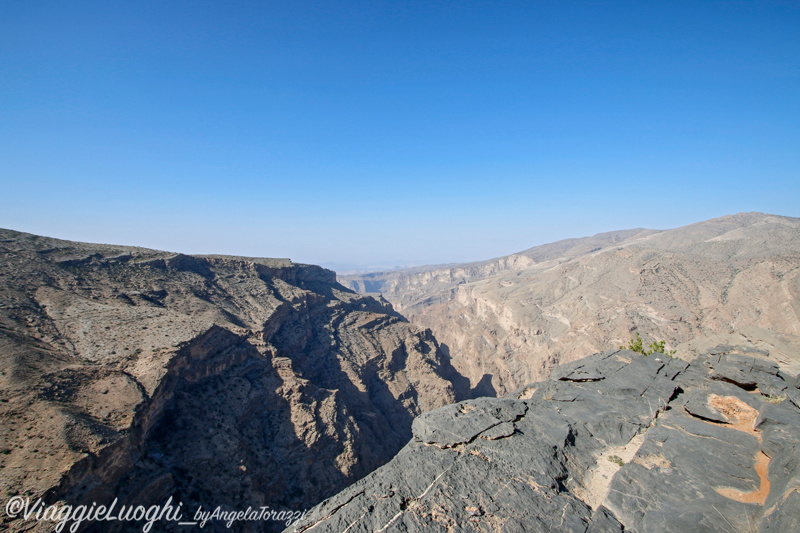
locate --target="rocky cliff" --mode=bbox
[290,346,800,532]
[341,213,800,395]
[0,229,471,531]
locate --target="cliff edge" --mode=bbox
[0,229,470,532]
[290,346,800,532]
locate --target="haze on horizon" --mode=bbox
[1,1,798,269]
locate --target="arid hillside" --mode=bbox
[341,213,800,395]
[0,229,471,532]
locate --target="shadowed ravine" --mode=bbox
[0,229,478,532]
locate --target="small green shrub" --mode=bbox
[607,455,625,467]
[620,333,676,357]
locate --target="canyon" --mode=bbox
[1,211,799,532]
[0,229,472,532]
[341,212,800,396]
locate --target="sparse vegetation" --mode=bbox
[608,455,625,467]
[762,394,787,404]
[620,333,676,357]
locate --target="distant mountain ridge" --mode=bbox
[341,212,800,395]
[342,227,657,296]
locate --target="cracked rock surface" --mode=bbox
[290,348,800,532]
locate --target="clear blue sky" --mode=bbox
[2,1,798,270]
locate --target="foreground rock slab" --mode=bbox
[290,348,800,532]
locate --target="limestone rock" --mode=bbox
[290,349,800,532]
[411,398,527,447]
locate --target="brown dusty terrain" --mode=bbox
[342,212,800,395]
[708,394,770,506]
[0,229,471,532]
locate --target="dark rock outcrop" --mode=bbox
[290,348,800,532]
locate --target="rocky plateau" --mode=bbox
[291,346,800,532]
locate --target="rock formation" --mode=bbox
[290,346,800,532]
[340,212,800,395]
[4,212,799,532]
[0,229,470,532]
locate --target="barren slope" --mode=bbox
[0,229,470,532]
[341,213,800,395]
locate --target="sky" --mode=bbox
[1,1,798,271]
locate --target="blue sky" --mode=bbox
[1,1,798,270]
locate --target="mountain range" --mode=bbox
[341,212,800,395]
[1,212,798,532]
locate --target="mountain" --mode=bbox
[4,212,798,531]
[340,213,800,395]
[0,229,472,532]
[289,346,800,532]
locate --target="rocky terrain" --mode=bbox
[3,213,799,532]
[341,213,800,395]
[0,229,473,532]
[290,346,800,532]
